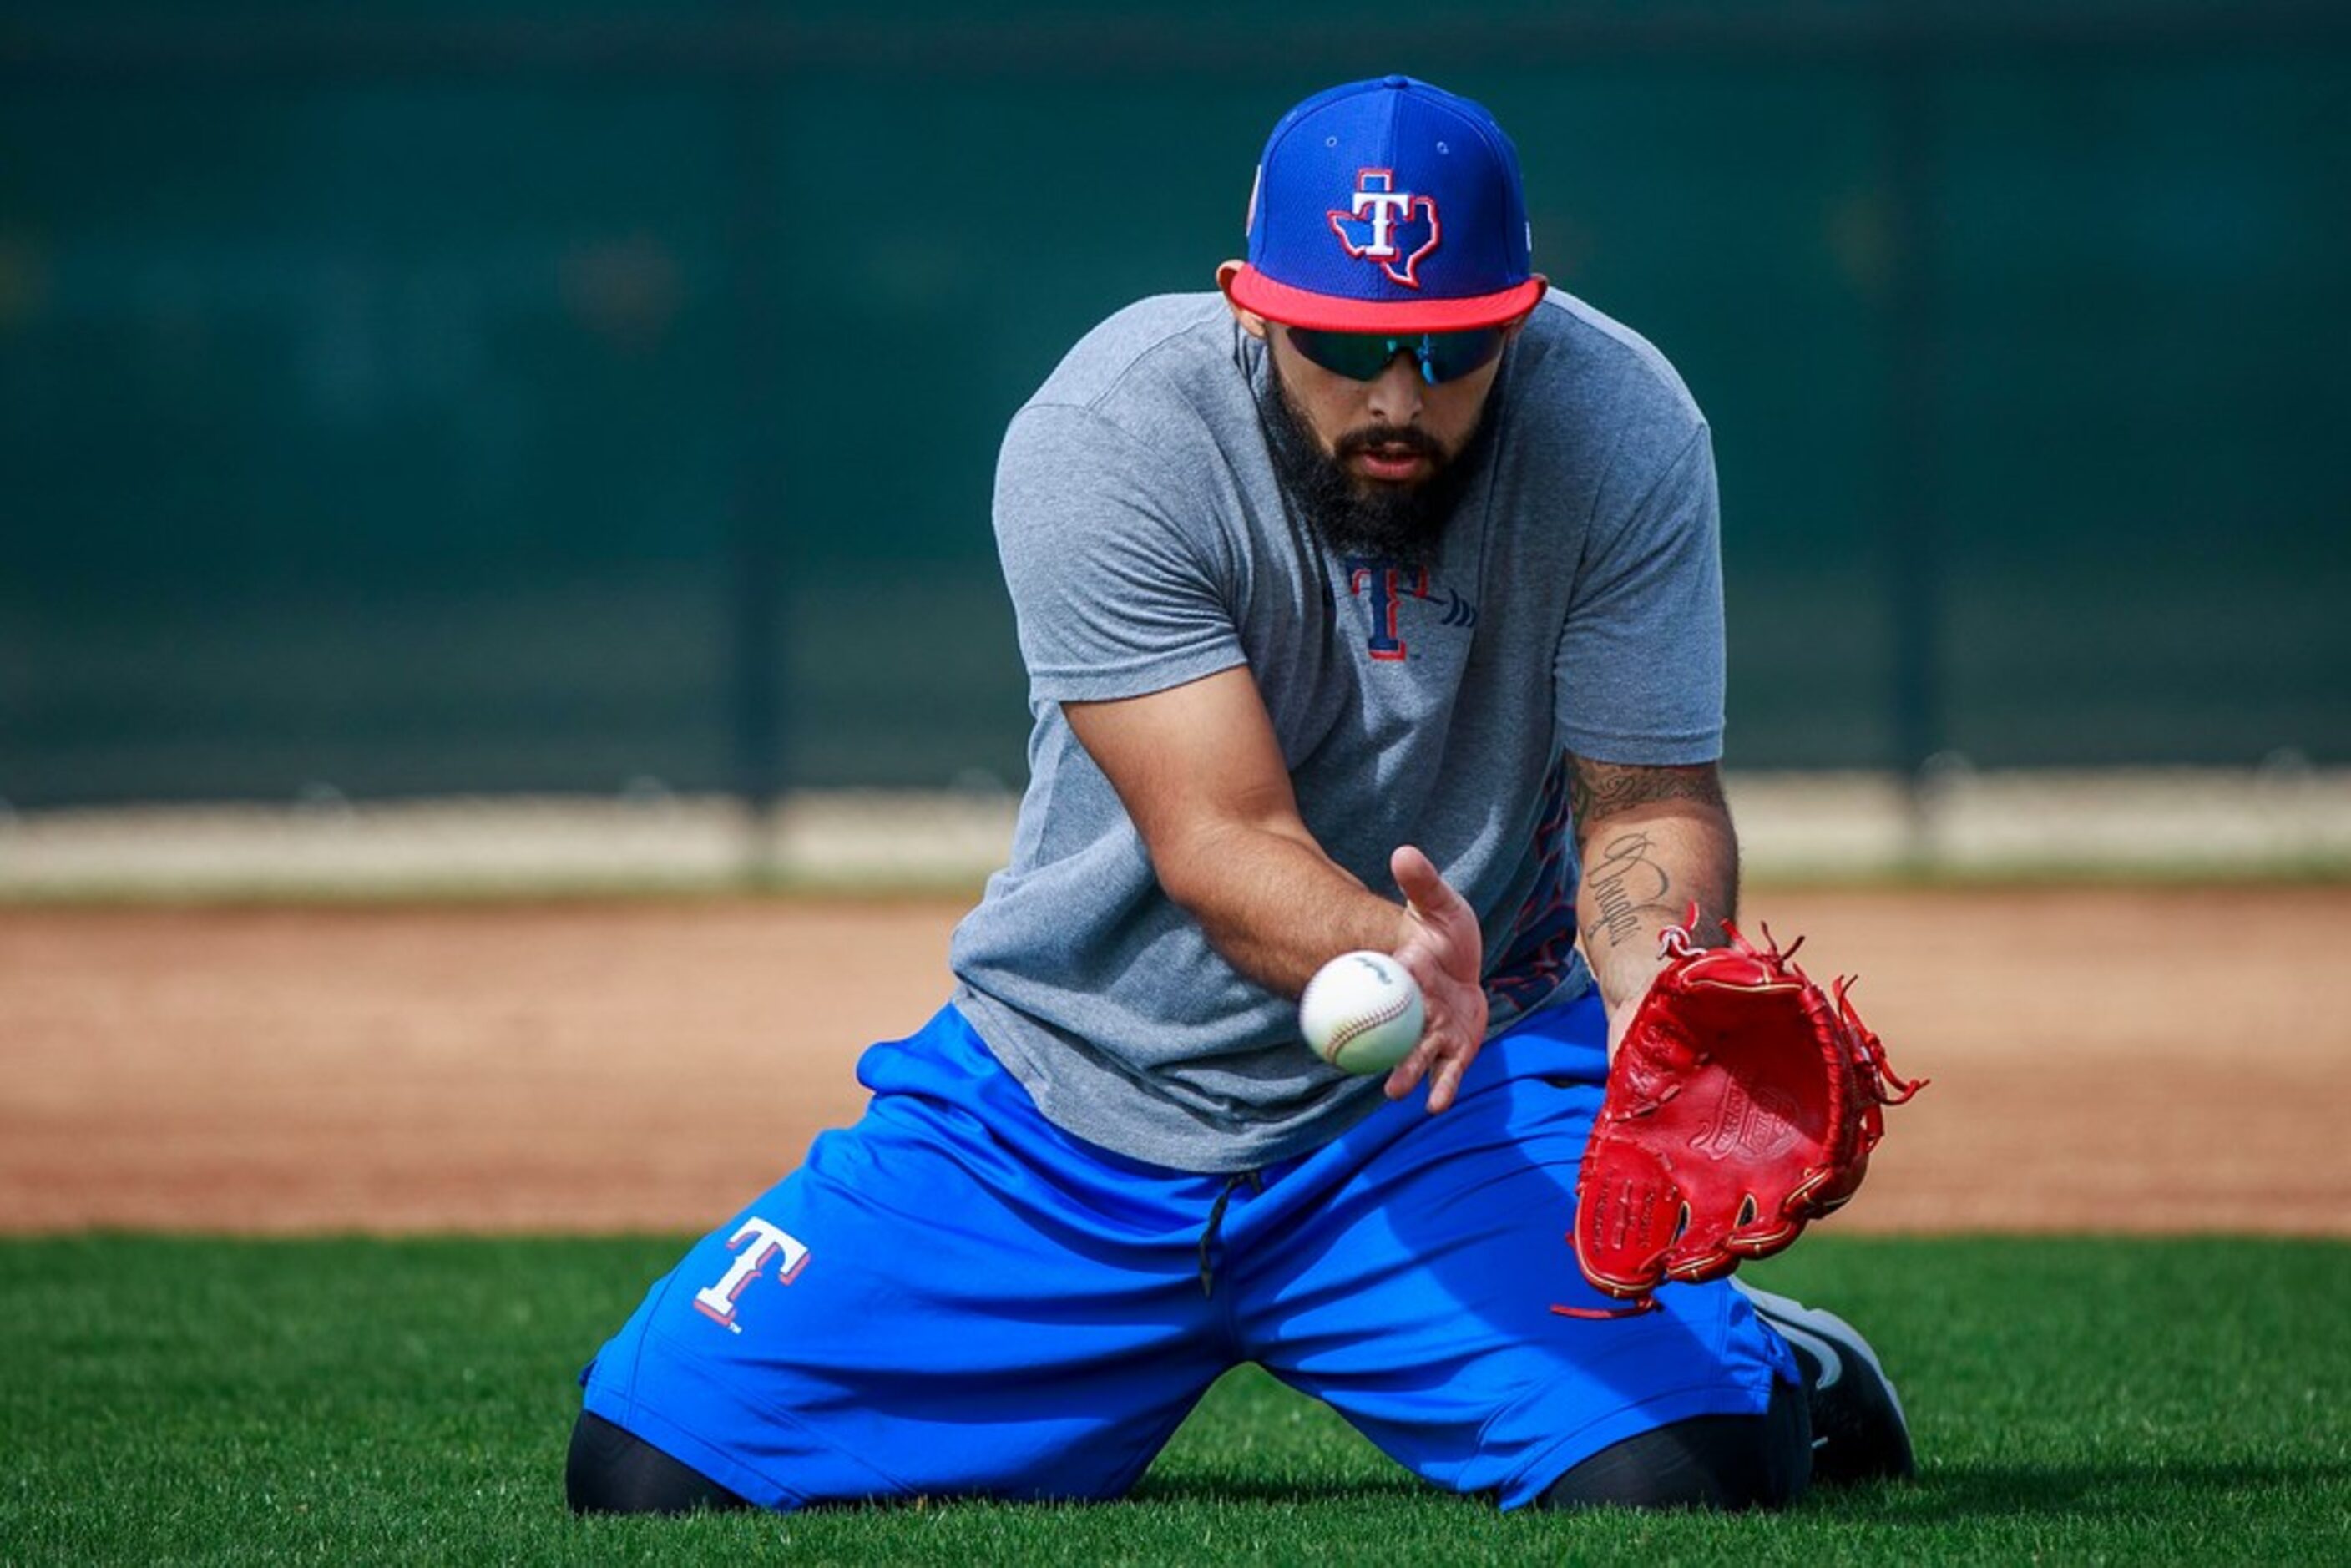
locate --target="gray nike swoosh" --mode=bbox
[1770,1318,1844,1392]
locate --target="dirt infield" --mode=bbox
[3,885,2346,1236]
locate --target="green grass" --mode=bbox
[2,1236,2344,1565]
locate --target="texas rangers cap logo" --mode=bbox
[1222,76,1544,332]
[1327,169,1441,290]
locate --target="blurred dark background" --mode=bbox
[3,1,2345,810]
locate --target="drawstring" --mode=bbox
[1198,1170,1264,1298]
[1553,1296,1662,1321]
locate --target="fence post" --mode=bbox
[1885,38,1947,862]
[725,23,787,878]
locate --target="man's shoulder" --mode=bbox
[1514,287,1707,438]
[1023,293,1241,418]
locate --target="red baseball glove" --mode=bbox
[1560,911,1925,1318]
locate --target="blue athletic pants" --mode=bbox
[579,990,1797,1510]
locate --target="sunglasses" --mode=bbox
[1282,324,1510,386]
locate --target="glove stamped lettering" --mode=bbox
[1692,1079,1802,1161]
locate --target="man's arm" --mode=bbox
[1064,665,1490,1111]
[1568,753,1739,1056]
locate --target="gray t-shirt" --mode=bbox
[948,287,1722,1172]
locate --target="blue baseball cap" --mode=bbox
[1223,75,1546,333]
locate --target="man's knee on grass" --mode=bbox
[566,1411,751,1517]
[1537,1377,1812,1511]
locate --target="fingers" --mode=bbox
[1384,1043,1473,1110]
[1383,844,1488,1114]
[1391,843,1468,920]
[1390,843,1479,975]
[1396,1014,1485,1115]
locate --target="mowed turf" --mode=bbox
[2,1236,2343,1565]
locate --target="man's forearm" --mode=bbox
[1568,757,1740,1027]
[1576,809,1737,1011]
[1062,667,1489,1108]
[1153,818,1407,997]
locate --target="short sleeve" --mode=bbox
[992,403,1247,703]
[1552,424,1726,764]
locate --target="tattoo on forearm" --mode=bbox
[1588,830,1676,949]
[1566,756,1726,833]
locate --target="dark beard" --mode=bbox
[1256,362,1495,572]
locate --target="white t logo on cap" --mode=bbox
[1352,184,1413,257]
[1328,169,1442,288]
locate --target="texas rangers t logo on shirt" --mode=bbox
[1328,169,1442,289]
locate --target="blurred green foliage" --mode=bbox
[1,4,2343,803]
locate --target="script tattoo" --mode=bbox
[1567,755,1738,951]
[1587,830,1676,948]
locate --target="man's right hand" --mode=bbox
[1383,844,1489,1114]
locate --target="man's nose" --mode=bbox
[1365,349,1426,424]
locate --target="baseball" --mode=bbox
[1299,951,1425,1075]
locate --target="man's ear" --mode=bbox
[1216,260,1269,340]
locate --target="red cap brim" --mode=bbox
[1225,265,1547,332]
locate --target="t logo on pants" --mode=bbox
[692,1216,811,1333]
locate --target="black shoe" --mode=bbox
[1732,1279,1917,1485]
